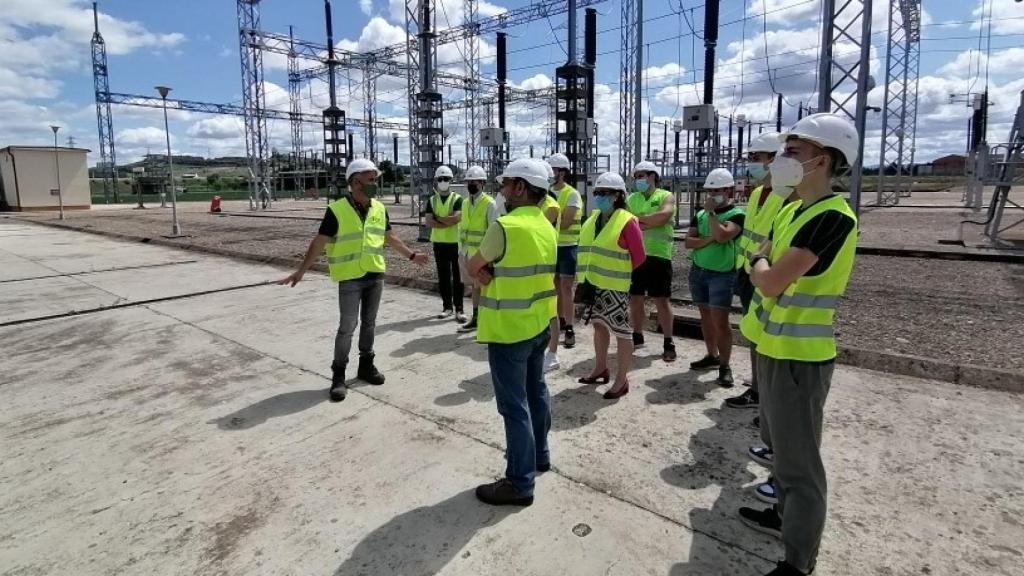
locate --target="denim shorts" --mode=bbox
[689,265,736,309]
[556,245,578,277]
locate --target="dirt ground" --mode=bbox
[10,199,1024,373]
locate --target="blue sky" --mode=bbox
[2,0,1023,168]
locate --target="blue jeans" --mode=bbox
[688,264,737,310]
[487,329,551,495]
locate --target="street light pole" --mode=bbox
[155,86,182,236]
[50,126,64,220]
[392,132,399,205]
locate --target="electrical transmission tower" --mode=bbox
[464,0,481,165]
[407,0,445,241]
[287,26,303,161]
[877,0,921,207]
[619,0,638,174]
[237,0,271,210]
[817,0,872,214]
[91,2,118,203]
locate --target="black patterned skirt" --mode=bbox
[588,288,632,339]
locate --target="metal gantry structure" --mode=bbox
[877,0,922,206]
[237,0,272,209]
[818,0,873,214]
[90,2,118,203]
[619,0,639,174]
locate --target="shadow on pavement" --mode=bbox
[549,383,619,432]
[334,489,517,576]
[389,331,486,362]
[209,389,325,430]
[644,371,719,406]
[434,373,495,407]
[661,407,775,575]
[375,315,443,333]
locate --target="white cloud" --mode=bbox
[116,127,173,148]
[186,117,243,140]
[360,0,374,17]
[643,63,686,88]
[972,0,1024,34]
[515,74,554,91]
[0,67,61,99]
[937,47,1024,78]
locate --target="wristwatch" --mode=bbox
[408,252,417,261]
[750,255,769,268]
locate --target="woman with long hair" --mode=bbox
[576,172,647,399]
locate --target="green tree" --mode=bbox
[206,173,221,186]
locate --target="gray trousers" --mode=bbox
[757,354,834,573]
[333,276,384,368]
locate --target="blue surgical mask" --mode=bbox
[594,196,613,213]
[747,162,768,181]
[634,179,650,193]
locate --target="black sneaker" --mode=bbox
[738,506,781,539]
[689,354,720,370]
[537,461,551,473]
[748,445,774,468]
[357,354,385,386]
[725,388,759,409]
[457,317,478,333]
[329,362,347,402]
[564,327,576,349]
[559,317,567,331]
[475,478,534,507]
[764,561,809,576]
[632,332,645,347]
[717,365,735,388]
[751,416,760,429]
[662,341,677,363]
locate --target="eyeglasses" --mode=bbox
[436,177,452,182]
[593,189,619,197]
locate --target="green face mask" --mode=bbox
[361,183,378,198]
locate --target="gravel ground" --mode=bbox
[11,202,1024,373]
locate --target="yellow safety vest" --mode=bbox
[477,206,558,344]
[577,208,635,292]
[736,186,788,272]
[740,201,801,345]
[554,184,582,246]
[459,192,494,257]
[756,195,858,362]
[540,193,560,228]
[626,188,675,260]
[429,192,461,244]
[325,197,387,282]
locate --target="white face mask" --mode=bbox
[711,194,726,206]
[436,181,450,193]
[770,155,821,188]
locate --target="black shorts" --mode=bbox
[735,269,755,313]
[629,256,673,298]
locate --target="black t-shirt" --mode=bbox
[786,195,856,277]
[318,197,392,237]
[689,204,746,230]
[423,193,464,215]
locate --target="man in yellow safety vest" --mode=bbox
[278,158,428,402]
[457,165,500,333]
[545,153,583,351]
[466,158,557,507]
[736,114,860,576]
[426,164,467,322]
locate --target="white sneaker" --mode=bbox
[437,309,453,319]
[455,312,468,323]
[544,351,561,372]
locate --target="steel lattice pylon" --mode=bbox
[363,73,378,160]
[237,0,271,210]
[817,0,873,214]
[91,2,118,203]
[877,0,921,206]
[287,26,303,161]
[619,0,637,174]
[464,0,480,165]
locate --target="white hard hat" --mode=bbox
[496,158,550,190]
[434,165,454,179]
[632,160,660,178]
[345,158,381,181]
[749,132,783,154]
[704,168,735,189]
[542,160,554,180]
[594,172,627,192]
[780,113,860,167]
[464,165,487,181]
[546,153,570,170]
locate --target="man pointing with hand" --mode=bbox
[279,158,428,402]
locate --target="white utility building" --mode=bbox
[0,146,91,211]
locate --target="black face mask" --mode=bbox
[467,184,480,195]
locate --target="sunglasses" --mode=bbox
[436,177,452,182]
[593,189,619,197]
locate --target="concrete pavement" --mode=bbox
[1,221,1022,576]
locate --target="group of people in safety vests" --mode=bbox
[279,112,861,576]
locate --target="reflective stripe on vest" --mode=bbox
[627,188,675,259]
[755,195,858,362]
[325,198,387,282]
[555,184,582,246]
[429,193,461,244]
[459,193,494,256]
[477,206,558,345]
[576,208,635,292]
[738,187,789,273]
